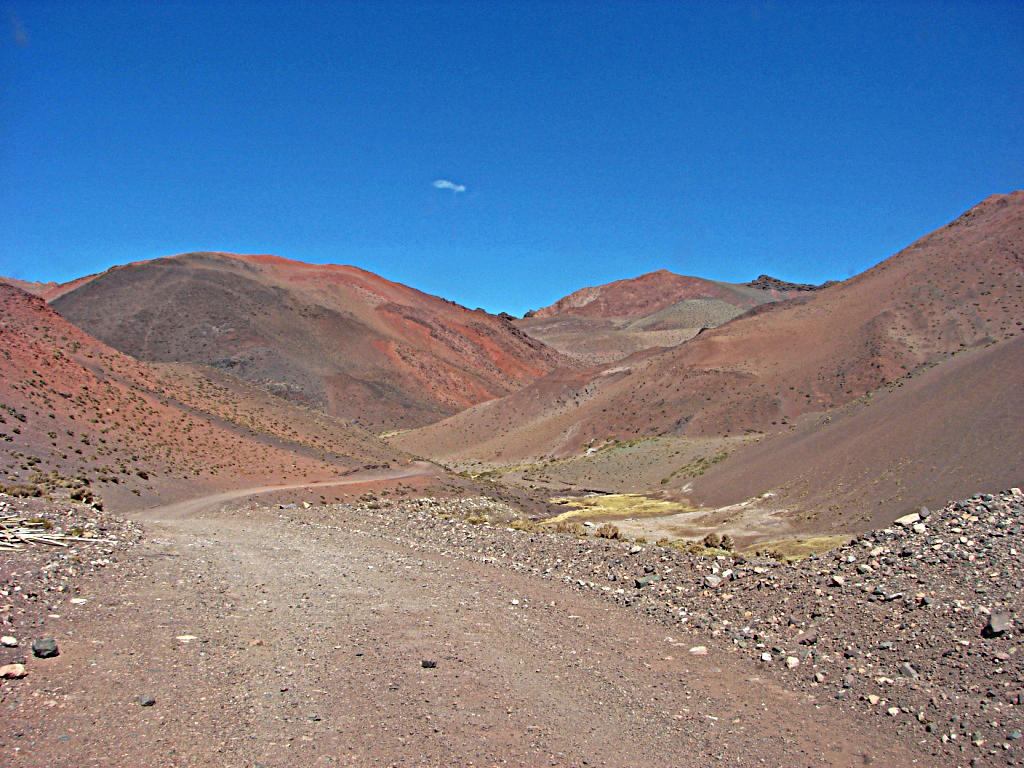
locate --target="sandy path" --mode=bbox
[1,484,927,767]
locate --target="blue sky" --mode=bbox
[1,1,1021,315]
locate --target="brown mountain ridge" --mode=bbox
[393,192,1024,526]
[517,269,806,365]
[50,252,570,430]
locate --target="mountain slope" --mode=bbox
[51,252,569,430]
[517,270,802,364]
[395,192,1024,462]
[0,283,402,509]
[687,334,1024,529]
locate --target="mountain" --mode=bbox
[393,192,1024,504]
[517,269,803,364]
[0,282,402,509]
[50,252,569,430]
[689,334,1024,529]
[0,275,94,301]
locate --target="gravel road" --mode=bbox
[1,477,926,767]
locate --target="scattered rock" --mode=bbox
[894,512,921,527]
[635,574,661,589]
[982,613,1012,638]
[688,645,708,656]
[32,637,59,658]
[0,663,27,679]
[138,695,156,707]
[1,635,18,648]
[421,659,437,669]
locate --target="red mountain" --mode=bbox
[396,192,1024,462]
[0,283,401,509]
[50,252,569,430]
[517,270,800,364]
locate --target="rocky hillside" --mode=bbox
[0,283,401,509]
[50,252,569,430]
[394,192,1023,528]
[518,269,797,364]
[398,191,1023,457]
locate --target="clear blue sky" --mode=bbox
[2,1,1022,315]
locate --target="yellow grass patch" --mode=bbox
[744,534,851,561]
[545,493,696,523]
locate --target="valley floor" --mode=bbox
[0,473,934,767]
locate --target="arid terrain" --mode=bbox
[516,269,811,365]
[395,192,1023,533]
[1,192,1022,766]
[49,253,568,430]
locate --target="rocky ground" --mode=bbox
[289,487,1024,767]
[0,494,142,673]
[0,479,1020,766]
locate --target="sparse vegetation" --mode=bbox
[661,450,730,484]
[594,522,621,539]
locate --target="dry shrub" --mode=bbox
[594,523,622,540]
[550,520,587,537]
[510,518,542,533]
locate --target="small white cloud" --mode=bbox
[433,179,466,193]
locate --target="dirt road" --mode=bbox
[134,461,441,520]
[1,478,928,767]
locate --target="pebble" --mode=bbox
[138,695,156,707]
[688,645,708,656]
[421,659,437,669]
[1,635,18,648]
